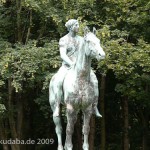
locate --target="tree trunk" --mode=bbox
[89,115,95,150]
[25,9,32,44]
[142,84,150,150]
[17,92,24,150]
[16,0,22,42]
[0,120,10,150]
[122,96,129,150]
[142,112,149,150]
[37,23,47,41]
[2,144,9,150]
[100,75,106,150]
[8,78,20,150]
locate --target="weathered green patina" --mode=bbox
[49,19,105,150]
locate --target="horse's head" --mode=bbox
[84,27,105,61]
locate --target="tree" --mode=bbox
[0,0,150,150]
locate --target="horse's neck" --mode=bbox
[75,41,91,81]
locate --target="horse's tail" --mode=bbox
[49,75,56,108]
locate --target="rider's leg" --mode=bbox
[53,66,68,117]
[90,70,102,117]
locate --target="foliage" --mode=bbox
[0,40,60,91]
[0,104,6,114]
[0,0,149,150]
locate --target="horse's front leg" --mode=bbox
[82,105,93,150]
[64,105,77,150]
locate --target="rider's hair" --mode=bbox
[65,19,78,31]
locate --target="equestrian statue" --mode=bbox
[49,19,105,150]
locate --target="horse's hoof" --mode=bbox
[83,145,89,150]
[64,144,73,150]
[58,145,63,150]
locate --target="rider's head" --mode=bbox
[65,19,79,33]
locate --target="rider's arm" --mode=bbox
[60,47,73,66]
[59,38,73,66]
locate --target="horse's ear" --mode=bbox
[93,27,96,35]
[84,26,89,36]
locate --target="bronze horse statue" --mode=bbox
[49,27,105,150]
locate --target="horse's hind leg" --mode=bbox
[53,115,63,150]
[51,103,63,150]
[49,83,63,150]
[64,108,77,150]
[82,105,93,150]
